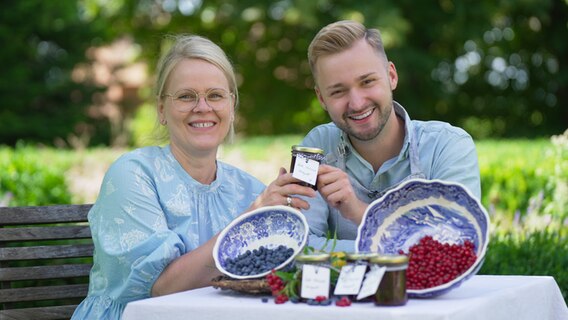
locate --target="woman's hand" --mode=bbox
[250,167,316,210]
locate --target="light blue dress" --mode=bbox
[71,145,265,319]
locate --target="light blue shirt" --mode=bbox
[300,102,480,252]
[71,145,265,320]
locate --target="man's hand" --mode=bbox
[315,164,367,224]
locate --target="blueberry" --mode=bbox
[320,299,332,306]
[224,245,295,276]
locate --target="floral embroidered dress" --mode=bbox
[71,145,265,319]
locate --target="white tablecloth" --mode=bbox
[122,275,568,320]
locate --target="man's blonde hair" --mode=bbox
[308,20,388,81]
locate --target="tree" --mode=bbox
[105,0,568,138]
[0,1,118,146]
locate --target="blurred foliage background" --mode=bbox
[1,0,566,148]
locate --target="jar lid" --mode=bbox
[295,252,330,262]
[369,254,409,266]
[346,252,380,261]
[291,145,324,155]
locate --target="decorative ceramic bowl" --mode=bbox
[213,205,309,280]
[355,179,490,298]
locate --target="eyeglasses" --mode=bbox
[161,88,234,112]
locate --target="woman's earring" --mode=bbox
[160,119,167,125]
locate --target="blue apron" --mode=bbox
[322,129,426,239]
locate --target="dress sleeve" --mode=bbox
[89,155,184,303]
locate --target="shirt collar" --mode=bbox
[393,101,412,160]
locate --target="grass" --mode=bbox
[222,134,303,161]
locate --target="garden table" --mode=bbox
[122,275,568,320]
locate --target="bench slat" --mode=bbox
[0,304,79,320]
[0,264,92,281]
[0,244,94,261]
[0,204,91,225]
[0,204,93,316]
[0,284,89,303]
[0,225,92,241]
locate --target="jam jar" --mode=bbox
[369,254,409,306]
[345,252,380,302]
[294,253,331,299]
[345,252,381,264]
[289,145,325,190]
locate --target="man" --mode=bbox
[301,20,480,252]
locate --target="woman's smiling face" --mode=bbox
[159,58,234,156]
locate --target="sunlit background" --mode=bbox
[1,0,566,148]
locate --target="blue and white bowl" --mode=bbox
[356,179,490,298]
[213,205,309,280]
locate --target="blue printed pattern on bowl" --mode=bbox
[214,205,308,279]
[356,179,490,298]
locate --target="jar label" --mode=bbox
[292,156,320,186]
[357,265,386,300]
[300,265,330,299]
[334,264,367,295]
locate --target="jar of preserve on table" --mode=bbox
[294,253,331,300]
[344,252,380,302]
[369,254,409,306]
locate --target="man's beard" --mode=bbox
[336,102,393,142]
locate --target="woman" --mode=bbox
[72,34,315,319]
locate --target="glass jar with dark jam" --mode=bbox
[294,253,330,299]
[369,254,409,306]
[345,252,380,302]
[289,145,325,190]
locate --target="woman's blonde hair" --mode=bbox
[153,34,238,143]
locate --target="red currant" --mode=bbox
[402,236,477,289]
[274,294,288,304]
[335,296,352,307]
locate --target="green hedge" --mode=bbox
[478,131,568,303]
[480,229,568,303]
[0,144,73,206]
[478,139,557,219]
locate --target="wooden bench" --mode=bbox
[0,204,94,320]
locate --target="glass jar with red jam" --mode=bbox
[369,254,409,306]
[289,145,324,190]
